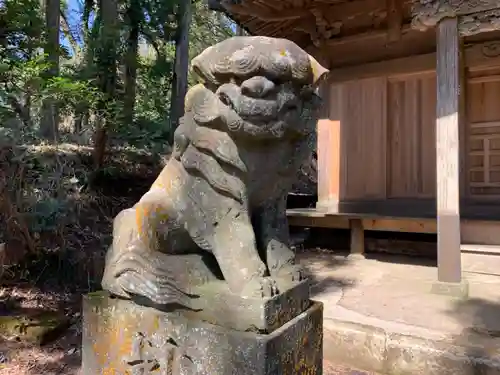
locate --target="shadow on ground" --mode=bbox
[295,246,358,295]
[0,285,81,375]
[363,252,437,268]
[443,296,500,374]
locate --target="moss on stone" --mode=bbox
[0,311,70,345]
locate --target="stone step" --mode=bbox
[321,311,500,375]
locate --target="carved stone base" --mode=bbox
[82,291,323,375]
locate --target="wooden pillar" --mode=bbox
[433,17,468,297]
[316,82,341,213]
[349,219,365,259]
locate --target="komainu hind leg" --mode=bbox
[101,190,216,308]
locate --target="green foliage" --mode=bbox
[0,55,49,87]
[0,0,243,289]
[0,0,236,144]
[0,0,238,231]
[1,0,45,58]
[28,198,67,232]
[44,76,102,114]
[133,53,173,128]
[190,1,234,57]
[0,55,48,124]
[0,0,238,243]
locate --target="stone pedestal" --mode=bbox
[186,277,312,333]
[82,291,323,375]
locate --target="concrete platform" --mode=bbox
[297,248,500,375]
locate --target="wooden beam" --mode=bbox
[460,9,500,36]
[412,0,500,32]
[256,19,293,35]
[466,41,500,71]
[363,218,437,233]
[325,12,500,47]
[469,74,500,83]
[435,17,462,284]
[223,2,305,21]
[386,0,403,42]
[287,214,350,229]
[287,209,500,246]
[329,52,436,83]
[326,24,413,47]
[326,16,500,47]
[326,40,500,83]
[319,0,384,25]
[254,0,281,11]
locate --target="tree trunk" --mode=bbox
[93,0,119,168]
[168,0,192,145]
[93,125,108,167]
[73,107,88,134]
[8,96,32,128]
[40,0,60,142]
[123,0,141,126]
[74,0,95,136]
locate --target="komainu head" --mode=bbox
[170,36,329,204]
[182,36,329,143]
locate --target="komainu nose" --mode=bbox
[241,76,276,98]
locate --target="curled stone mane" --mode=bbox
[172,86,249,204]
[191,36,318,87]
[175,117,248,204]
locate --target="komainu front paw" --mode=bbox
[241,276,279,298]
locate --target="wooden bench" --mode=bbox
[286,208,500,256]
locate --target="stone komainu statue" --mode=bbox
[101,36,329,308]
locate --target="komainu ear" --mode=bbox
[308,55,329,88]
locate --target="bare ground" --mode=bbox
[0,287,81,375]
[0,142,370,374]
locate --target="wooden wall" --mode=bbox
[327,73,437,201]
[467,67,500,198]
[326,54,500,202]
[329,78,388,200]
[387,75,437,198]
